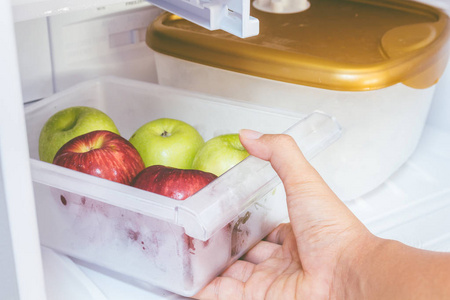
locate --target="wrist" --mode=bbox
[331,230,384,300]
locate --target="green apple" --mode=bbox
[129,118,204,169]
[192,133,249,177]
[39,106,120,163]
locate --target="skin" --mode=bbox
[194,130,450,300]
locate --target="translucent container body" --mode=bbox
[25,77,341,296]
[152,55,437,201]
[147,0,450,200]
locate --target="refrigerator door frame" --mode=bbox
[0,1,47,299]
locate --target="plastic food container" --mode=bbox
[146,0,450,201]
[25,77,340,296]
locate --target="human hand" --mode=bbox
[194,130,377,299]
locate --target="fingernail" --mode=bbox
[239,129,263,140]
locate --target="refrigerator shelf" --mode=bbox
[347,125,450,251]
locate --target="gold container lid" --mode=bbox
[147,0,450,91]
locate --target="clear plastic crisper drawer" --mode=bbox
[24,76,340,296]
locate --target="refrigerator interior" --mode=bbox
[2,0,450,299]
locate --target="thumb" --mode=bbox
[239,129,337,202]
[239,129,354,237]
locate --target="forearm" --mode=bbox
[342,237,450,299]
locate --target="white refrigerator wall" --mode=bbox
[418,0,450,131]
[427,58,450,132]
[14,1,162,103]
[424,0,450,130]
[47,3,162,92]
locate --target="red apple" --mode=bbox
[131,165,218,253]
[53,130,145,185]
[131,165,217,200]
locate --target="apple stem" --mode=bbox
[161,130,171,137]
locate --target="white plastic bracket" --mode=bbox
[146,0,259,38]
